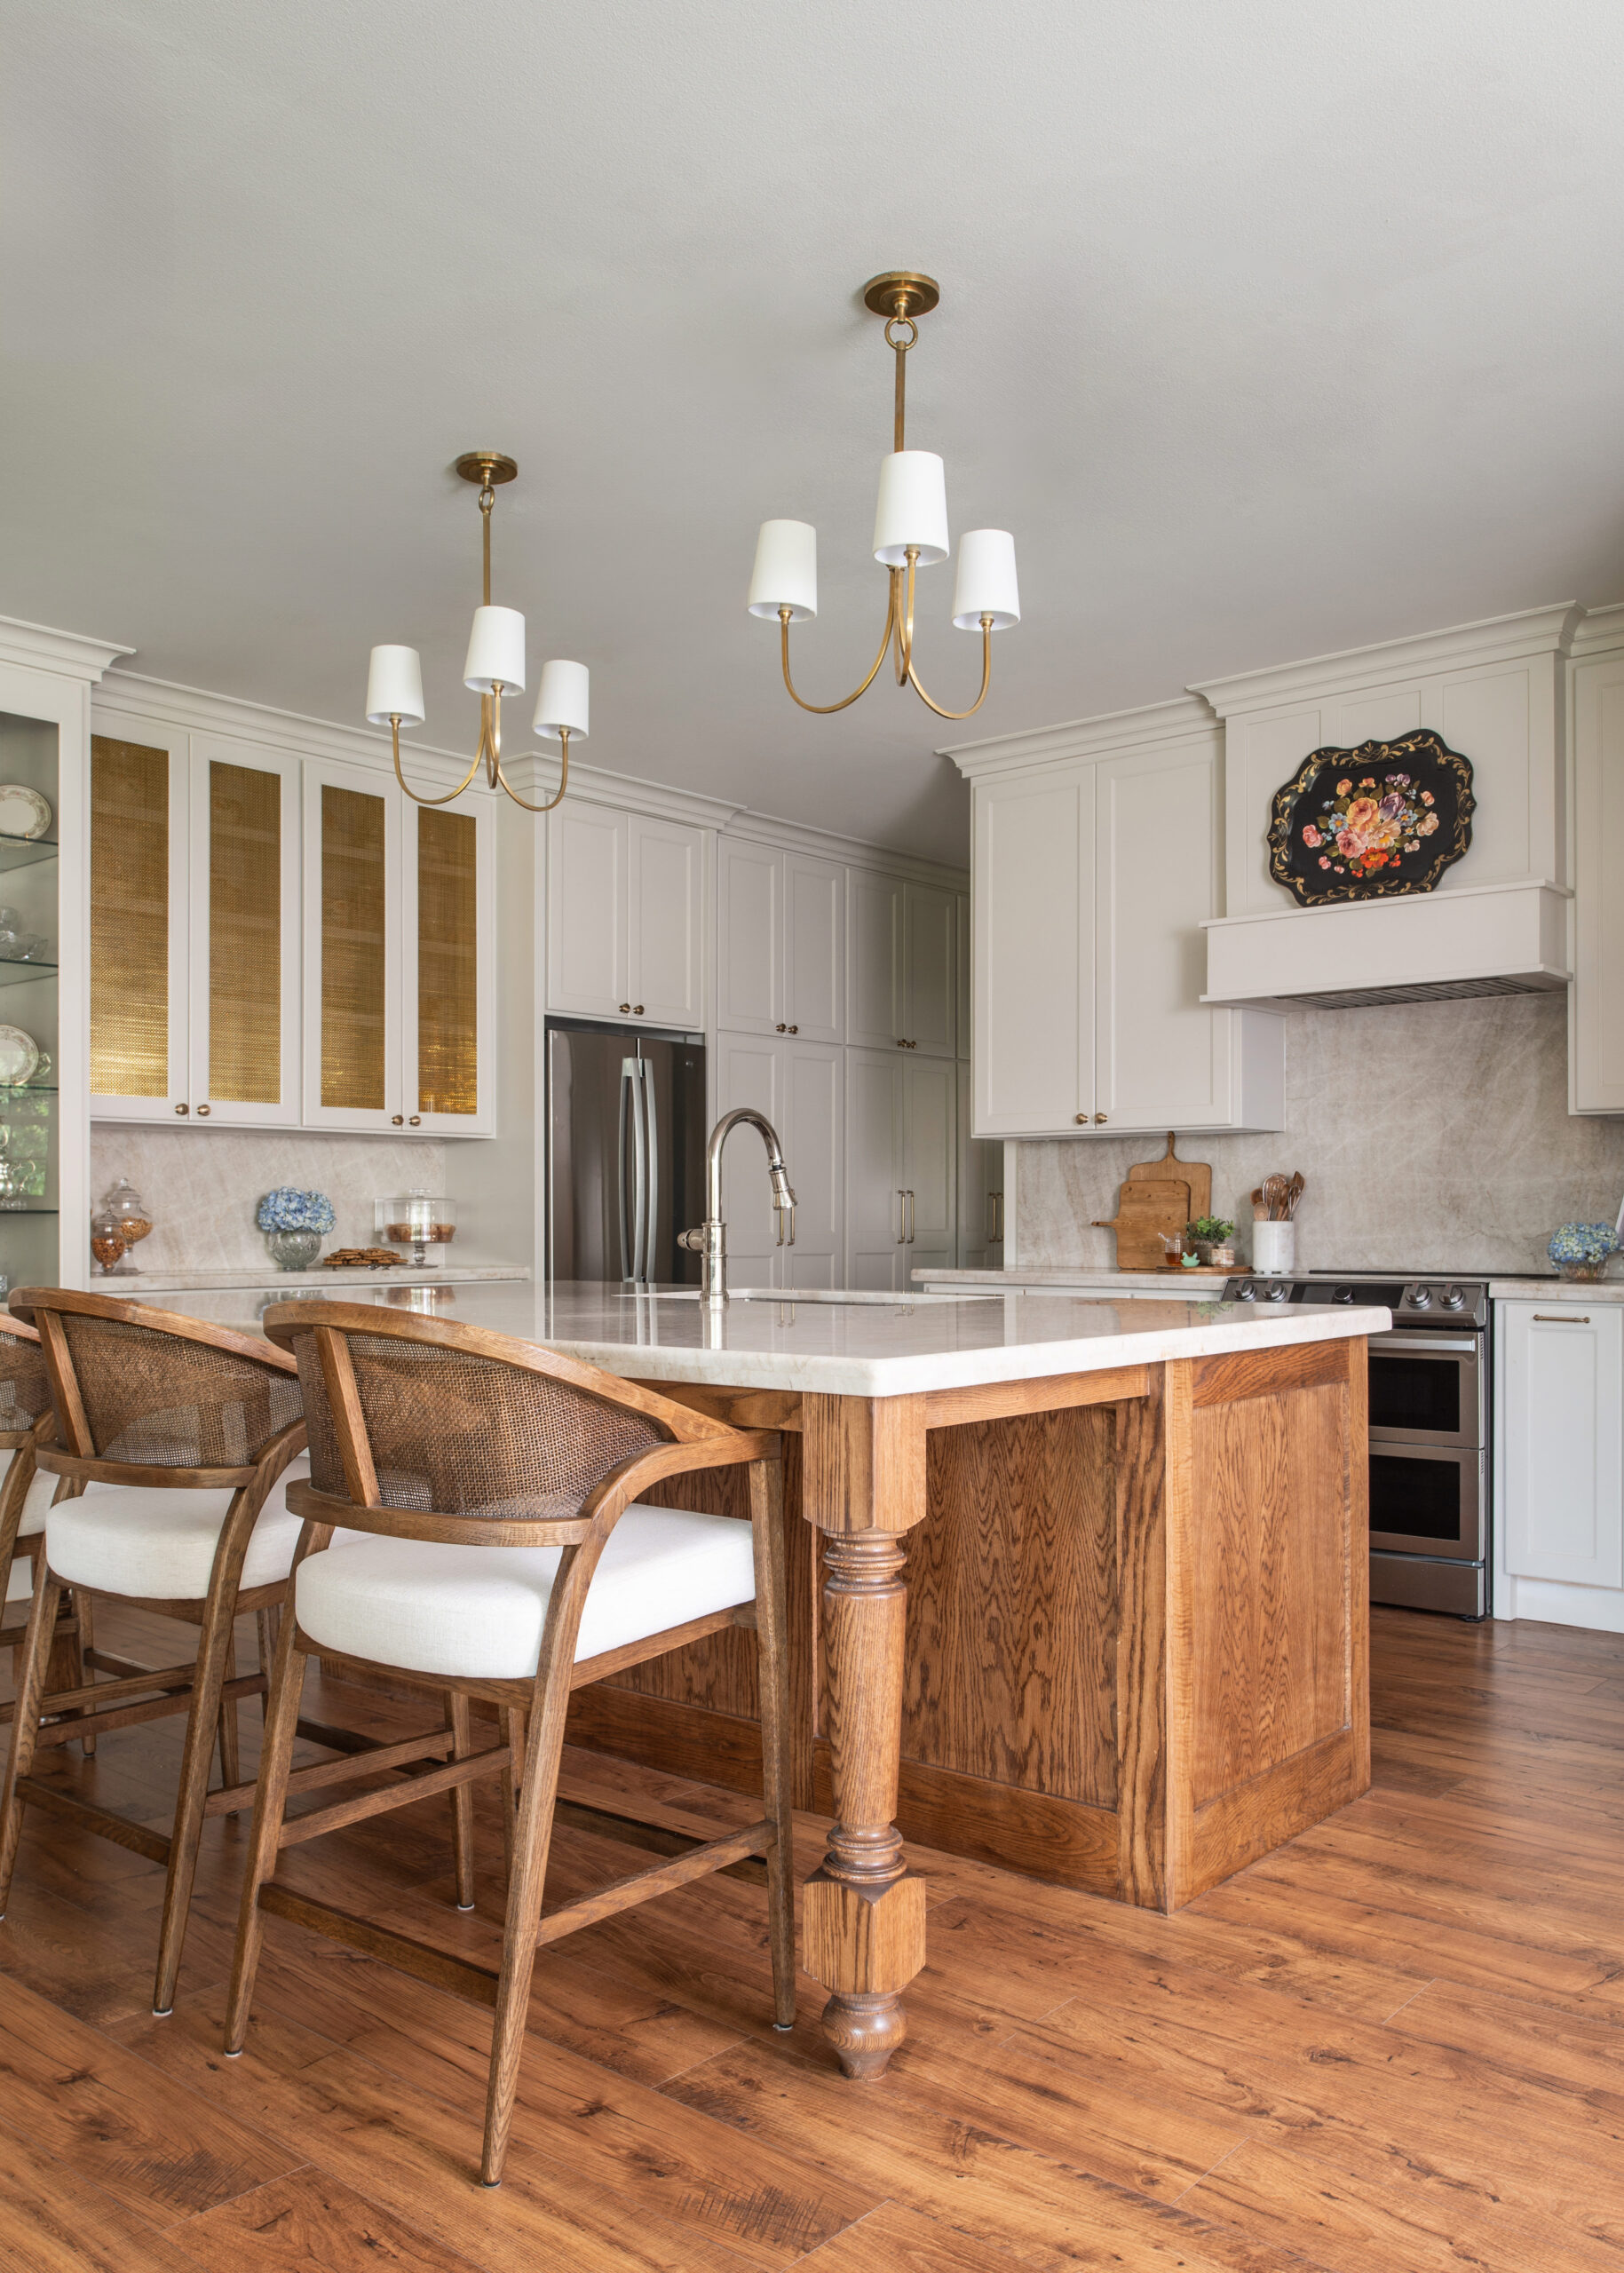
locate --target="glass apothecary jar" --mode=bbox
[376,1192,456,1269]
[90,1201,127,1275]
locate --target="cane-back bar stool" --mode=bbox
[0,1312,91,1748]
[0,1289,470,2019]
[227,1302,796,2189]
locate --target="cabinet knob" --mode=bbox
[1075,1113,1088,1125]
[633,1005,644,1018]
[619,1003,632,1015]
[175,1102,189,1116]
[408,1115,421,1127]
[392,1113,404,1126]
[196,1103,210,1117]
[896,1037,907,1049]
[1094,1113,1107,1124]
[788,1024,798,1034]
[777,1024,787,1034]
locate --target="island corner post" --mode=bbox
[600,1328,1372,2080]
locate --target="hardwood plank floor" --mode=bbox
[4,1604,1624,2270]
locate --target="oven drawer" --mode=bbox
[1369,1441,1485,1561]
[1367,1333,1484,1449]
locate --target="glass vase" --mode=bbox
[265,1228,323,1271]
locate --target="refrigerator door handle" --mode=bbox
[617,1058,638,1282]
[640,1058,660,1283]
[630,1058,650,1285]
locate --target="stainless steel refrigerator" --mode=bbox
[545,1018,708,1286]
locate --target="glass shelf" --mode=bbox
[0,836,57,875]
[0,957,54,988]
[0,1208,57,1216]
[0,1083,55,1095]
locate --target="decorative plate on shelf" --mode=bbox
[1267,728,1473,907]
[0,785,52,841]
[0,1026,41,1084]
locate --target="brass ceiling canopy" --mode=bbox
[861,272,940,322]
[453,452,519,487]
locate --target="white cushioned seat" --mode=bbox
[295,1504,757,1681]
[44,1455,353,1600]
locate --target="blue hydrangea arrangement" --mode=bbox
[1548,1222,1618,1267]
[256,1187,336,1235]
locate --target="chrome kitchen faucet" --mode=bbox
[679,1108,796,1304]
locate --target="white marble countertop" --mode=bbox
[144,1278,1388,1398]
[103,1263,531,1293]
[1488,1279,1624,1303]
[915,1266,1231,1294]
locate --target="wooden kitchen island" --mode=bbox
[156,1280,1378,2081]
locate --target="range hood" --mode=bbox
[1201,877,1570,1012]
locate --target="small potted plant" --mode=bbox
[1548,1223,1618,1282]
[1188,1216,1237,1268]
[257,1186,337,1271]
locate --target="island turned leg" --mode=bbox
[799,1393,929,2079]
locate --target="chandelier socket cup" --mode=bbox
[366,645,426,726]
[862,272,940,321]
[463,605,527,695]
[748,520,818,621]
[534,659,590,741]
[952,529,1020,630]
[874,451,949,568]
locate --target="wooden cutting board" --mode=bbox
[1092,1178,1189,1271]
[1127,1133,1211,1228]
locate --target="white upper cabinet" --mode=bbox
[848,867,956,1056]
[1500,1301,1624,1592]
[547,799,706,1030]
[400,790,496,1136]
[717,838,844,1043]
[958,706,1283,1139]
[302,757,403,1133]
[89,724,302,1126]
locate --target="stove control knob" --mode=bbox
[1441,1285,1465,1310]
[1409,1285,1432,1309]
[1237,1280,1257,1301]
[1332,1285,1354,1304]
[1267,1281,1289,1303]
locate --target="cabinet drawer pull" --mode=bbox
[1533,1313,1591,1323]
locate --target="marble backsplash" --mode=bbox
[1016,992,1624,1277]
[87,1126,448,1273]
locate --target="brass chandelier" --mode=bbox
[748,273,1019,721]
[365,453,587,812]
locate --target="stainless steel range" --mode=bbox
[1220,1272,1490,1619]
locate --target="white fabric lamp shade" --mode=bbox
[463,605,527,694]
[748,519,818,620]
[365,645,426,726]
[534,659,590,741]
[951,529,1021,630]
[873,451,949,567]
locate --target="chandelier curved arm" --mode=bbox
[492,731,573,814]
[904,619,994,722]
[389,714,487,807]
[780,575,899,715]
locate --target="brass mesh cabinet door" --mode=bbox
[90,735,178,1105]
[303,759,401,1127]
[209,762,283,1105]
[416,808,478,1117]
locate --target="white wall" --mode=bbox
[1015,992,1624,1277]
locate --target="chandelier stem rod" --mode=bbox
[479,481,495,606]
[894,338,907,452]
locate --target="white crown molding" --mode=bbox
[939,694,1217,781]
[723,805,969,890]
[1570,602,1624,661]
[1191,603,1584,718]
[503,751,742,832]
[0,614,133,682]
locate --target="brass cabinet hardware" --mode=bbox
[408,1115,421,1127]
[392,1113,404,1126]
[1074,1113,1088,1124]
[175,1102,189,1115]
[788,1024,798,1034]
[1094,1113,1107,1124]
[196,1103,210,1116]
[906,1189,915,1243]
[896,1189,907,1244]
[777,1023,787,1033]
[633,1005,644,1017]
[619,1002,631,1014]
[896,1036,907,1048]
[1533,1313,1592,1323]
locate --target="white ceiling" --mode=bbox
[5,2,1624,866]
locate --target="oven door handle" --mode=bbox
[1373,1334,1479,1353]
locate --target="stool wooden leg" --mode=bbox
[0,1563,61,1916]
[501,1708,525,1881]
[225,1615,308,2055]
[75,1594,97,1757]
[448,1691,476,1911]
[152,1592,242,2016]
[751,1459,797,2029]
[217,1616,242,1794]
